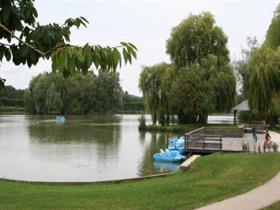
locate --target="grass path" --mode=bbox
[1,153,280,210]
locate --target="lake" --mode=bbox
[0,114,233,182]
[0,114,181,182]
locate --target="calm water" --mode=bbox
[0,114,180,182]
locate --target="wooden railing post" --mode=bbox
[202,135,205,152]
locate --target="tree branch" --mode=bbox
[0,22,129,59]
[0,22,46,57]
[0,42,12,47]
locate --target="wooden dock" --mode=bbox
[186,134,222,154]
[184,127,266,154]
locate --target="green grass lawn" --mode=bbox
[262,202,280,210]
[0,106,25,113]
[271,124,280,133]
[1,153,280,210]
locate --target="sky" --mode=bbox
[1,0,279,96]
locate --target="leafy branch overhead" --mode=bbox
[0,0,137,86]
[51,42,137,77]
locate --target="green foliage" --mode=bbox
[0,0,137,87]
[138,115,147,130]
[1,153,280,210]
[0,78,5,89]
[139,63,175,125]
[138,12,236,125]
[243,4,280,124]
[171,66,214,117]
[51,43,137,77]
[266,5,280,49]
[144,124,202,133]
[0,85,25,107]
[234,37,259,98]
[0,106,25,113]
[25,72,122,114]
[238,111,251,123]
[247,44,280,117]
[166,12,229,68]
[120,91,144,112]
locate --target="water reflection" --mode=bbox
[137,132,181,176]
[0,114,180,182]
[27,116,122,181]
[153,162,180,173]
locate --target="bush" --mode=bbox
[238,111,251,123]
[138,115,147,130]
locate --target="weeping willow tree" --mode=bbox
[165,12,235,124]
[139,63,174,126]
[248,44,280,124]
[266,4,280,50]
[139,66,160,125]
[247,3,280,126]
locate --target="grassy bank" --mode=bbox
[144,124,202,133]
[117,111,146,114]
[0,106,25,113]
[262,202,280,210]
[143,123,238,133]
[1,153,280,210]
[271,124,280,133]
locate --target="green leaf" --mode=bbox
[128,42,138,51]
[122,48,128,64]
[0,78,6,90]
[3,47,11,61]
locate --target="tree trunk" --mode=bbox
[166,112,170,126]
[152,112,157,125]
[198,114,208,124]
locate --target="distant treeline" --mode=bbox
[24,72,144,115]
[0,85,25,108]
[120,91,144,113]
[0,72,144,115]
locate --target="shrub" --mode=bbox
[138,115,147,130]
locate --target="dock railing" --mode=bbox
[185,127,224,153]
[186,134,222,153]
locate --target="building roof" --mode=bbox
[232,100,249,112]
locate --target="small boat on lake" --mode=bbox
[56,115,66,124]
[153,149,186,162]
[153,136,187,162]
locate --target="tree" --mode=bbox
[139,65,161,125]
[166,12,229,68]
[0,85,25,107]
[170,66,214,124]
[165,12,235,124]
[120,92,144,113]
[0,0,137,88]
[45,83,63,114]
[243,3,280,126]
[139,63,175,126]
[247,44,280,121]
[25,71,122,114]
[234,37,259,98]
[266,4,280,50]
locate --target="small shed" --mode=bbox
[231,100,249,125]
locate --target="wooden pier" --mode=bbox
[186,134,222,154]
[184,127,266,154]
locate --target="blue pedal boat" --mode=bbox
[153,149,186,162]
